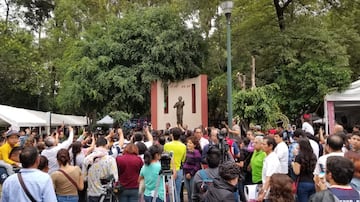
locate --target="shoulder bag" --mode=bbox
[17,173,37,202]
[58,169,80,190]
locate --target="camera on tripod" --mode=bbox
[160,152,173,174]
[217,128,230,162]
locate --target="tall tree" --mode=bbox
[0,21,50,109]
[56,6,207,119]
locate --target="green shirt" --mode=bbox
[140,162,164,200]
[250,150,266,183]
[164,140,186,170]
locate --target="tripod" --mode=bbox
[99,176,119,202]
[152,169,176,202]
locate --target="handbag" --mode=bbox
[58,169,80,190]
[17,173,37,202]
[245,184,261,202]
[292,177,299,194]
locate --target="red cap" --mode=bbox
[303,114,311,119]
[268,129,277,134]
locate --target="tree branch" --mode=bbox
[283,0,293,9]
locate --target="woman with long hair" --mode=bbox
[116,143,144,202]
[269,173,295,202]
[70,141,84,168]
[183,136,202,202]
[69,134,95,169]
[139,144,164,202]
[291,138,317,202]
[51,148,84,202]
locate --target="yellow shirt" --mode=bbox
[164,140,186,170]
[0,142,16,165]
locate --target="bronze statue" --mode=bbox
[173,96,185,126]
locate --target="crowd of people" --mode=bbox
[0,115,359,202]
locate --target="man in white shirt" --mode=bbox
[302,114,314,135]
[274,132,289,174]
[194,127,209,150]
[313,134,344,191]
[132,127,153,148]
[41,127,74,174]
[257,136,281,201]
[2,146,57,202]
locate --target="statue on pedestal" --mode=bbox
[173,96,185,126]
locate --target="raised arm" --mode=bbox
[58,126,74,149]
[117,128,125,148]
[85,134,96,156]
[105,129,115,143]
[144,127,153,143]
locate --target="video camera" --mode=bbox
[160,152,173,174]
[217,128,230,163]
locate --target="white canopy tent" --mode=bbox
[96,115,114,125]
[0,105,88,129]
[324,80,360,134]
[0,105,47,128]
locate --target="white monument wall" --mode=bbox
[151,75,208,130]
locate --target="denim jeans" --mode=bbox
[174,169,183,202]
[184,176,193,202]
[144,195,164,202]
[56,195,78,202]
[118,188,139,202]
[296,181,315,202]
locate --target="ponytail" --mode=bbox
[70,141,81,166]
[144,150,152,166]
[144,144,162,166]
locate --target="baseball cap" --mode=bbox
[6,130,20,138]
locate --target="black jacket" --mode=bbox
[204,178,238,202]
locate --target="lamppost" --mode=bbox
[221,1,233,128]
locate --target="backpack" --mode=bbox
[199,169,213,194]
[0,166,9,184]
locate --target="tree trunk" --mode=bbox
[242,74,246,90]
[4,0,10,32]
[273,0,293,31]
[38,25,42,49]
[251,55,256,89]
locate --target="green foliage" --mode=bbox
[233,84,281,129]
[56,6,207,117]
[210,1,353,121]
[272,19,352,118]
[208,73,227,121]
[0,21,51,109]
[14,0,54,30]
[109,111,132,124]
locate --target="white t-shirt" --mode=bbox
[309,139,319,159]
[313,152,344,176]
[274,141,289,174]
[262,152,281,183]
[199,137,209,151]
[143,141,153,148]
[302,122,314,135]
